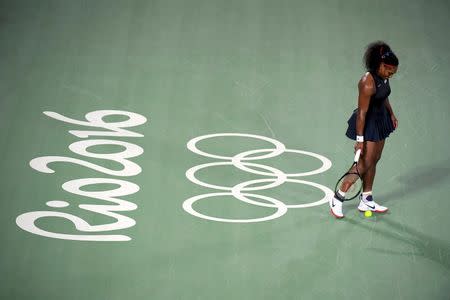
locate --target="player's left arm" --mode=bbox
[385,98,398,129]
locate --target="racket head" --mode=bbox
[334,171,362,201]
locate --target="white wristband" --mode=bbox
[356,135,364,142]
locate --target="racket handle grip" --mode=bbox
[354,149,362,162]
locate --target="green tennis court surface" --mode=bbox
[1,1,449,299]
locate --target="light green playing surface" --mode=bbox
[1,1,449,299]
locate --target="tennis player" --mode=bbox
[330,41,399,218]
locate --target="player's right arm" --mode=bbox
[355,73,375,154]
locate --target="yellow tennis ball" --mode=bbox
[364,210,372,217]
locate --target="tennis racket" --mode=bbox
[334,149,362,201]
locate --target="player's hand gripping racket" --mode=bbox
[334,149,362,201]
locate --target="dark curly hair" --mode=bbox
[363,41,399,72]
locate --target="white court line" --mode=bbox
[259,113,276,138]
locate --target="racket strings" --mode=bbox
[334,151,363,201]
[341,173,361,193]
[342,164,361,190]
[336,171,362,200]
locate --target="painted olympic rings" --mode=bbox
[183,133,333,223]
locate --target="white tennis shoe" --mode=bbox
[357,195,388,213]
[330,196,344,218]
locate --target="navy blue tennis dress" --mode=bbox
[345,72,395,141]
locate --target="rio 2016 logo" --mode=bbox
[16,110,146,242]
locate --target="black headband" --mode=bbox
[381,51,393,59]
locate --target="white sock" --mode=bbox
[336,190,346,199]
[362,191,373,201]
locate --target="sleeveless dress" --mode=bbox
[345,72,395,141]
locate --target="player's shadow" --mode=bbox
[378,159,450,204]
[345,216,450,271]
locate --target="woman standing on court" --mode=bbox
[330,41,399,218]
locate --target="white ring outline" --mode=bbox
[182,192,288,223]
[186,161,287,191]
[231,178,334,208]
[187,133,286,160]
[232,148,332,177]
